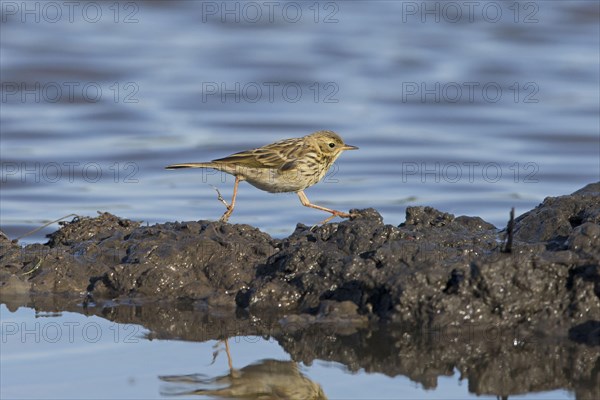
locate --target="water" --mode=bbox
[0,301,587,399]
[1,1,598,242]
[0,1,599,398]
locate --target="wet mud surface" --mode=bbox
[1,183,599,332]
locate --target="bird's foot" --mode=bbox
[311,210,354,230]
[212,185,230,209]
[219,209,233,223]
[212,185,234,223]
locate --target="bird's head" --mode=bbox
[310,130,358,159]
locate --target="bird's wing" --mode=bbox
[212,138,307,170]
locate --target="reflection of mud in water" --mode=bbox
[160,359,327,399]
[3,296,598,399]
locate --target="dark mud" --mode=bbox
[1,183,599,332]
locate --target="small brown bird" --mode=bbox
[159,359,327,399]
[166,130,358,223]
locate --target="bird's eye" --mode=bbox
[328,142,335,148]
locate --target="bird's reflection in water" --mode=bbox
[159,340,327,400]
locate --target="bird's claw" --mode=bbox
[213,185,234,223]
[211,185,230,209]
[310,210,354,230]
[219,208,233,223]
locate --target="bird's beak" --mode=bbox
[342,144,359,150]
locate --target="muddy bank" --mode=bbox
[1,183,599,331]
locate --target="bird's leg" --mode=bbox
[223,338,234,373]
[296,190,353,224]
[211,339,235,374]
[219,176,240,223]
[212,186,229,208]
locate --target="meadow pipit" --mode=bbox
[166,130,358,223]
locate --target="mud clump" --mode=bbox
[1,183,599,333]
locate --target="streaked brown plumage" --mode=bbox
[159,359,327,400]
[166,130,358,223]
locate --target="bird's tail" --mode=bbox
[165,162,216,170]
